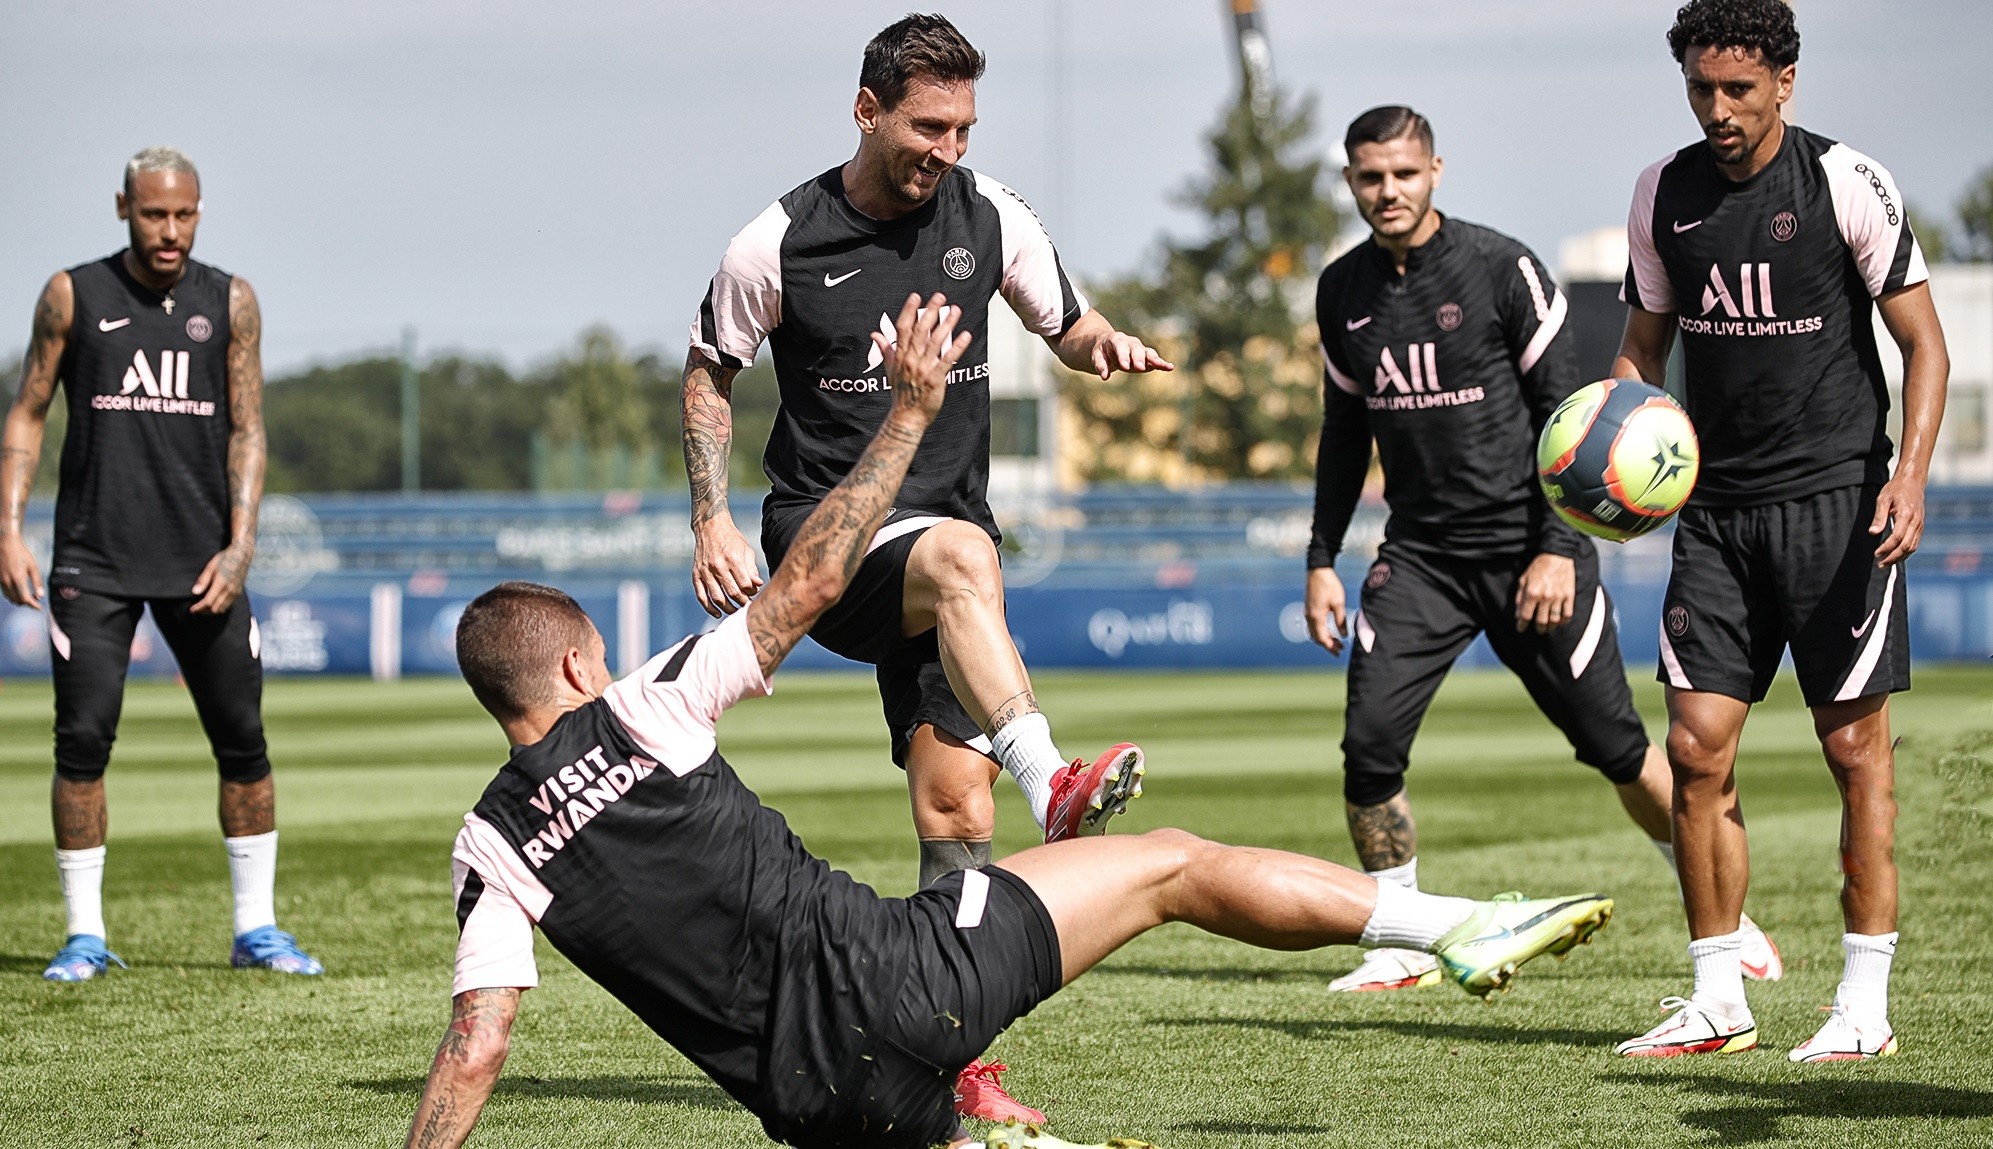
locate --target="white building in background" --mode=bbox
[982,299,1062,497]
[1560,226,1993,487]
[1878,264,1993,485]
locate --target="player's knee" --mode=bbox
[915,523,1001,600]
[1342,759,1405,808]
[217,753,272,785]
[1664,724,1730,783]
[53,757,109,784]
[1818,725,1892,785]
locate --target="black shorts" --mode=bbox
[47,587,270,783]
[1342,541,1649,807]
[1659,486,1911,707]
[792,867,1062,1149]
[762,504,986,768]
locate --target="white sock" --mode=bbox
[225,831,279,937]
[1367,858,1418,891]
[1688,930,1749,1019]
[1359,877,1476,950]
[56,846,108,940]
[990,712,1064,828]
[1651,838,1676,870]
[1837,931,1897,1026]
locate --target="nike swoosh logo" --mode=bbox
[1852,609,1877,638]
[98,317,131,332]
[1672,220,1703,233]
[824,269,862,287]
[1345,316,1372,331]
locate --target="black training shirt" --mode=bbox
[450,610,914,1145]
[690,165,1087,540]
[1310,217,1588,567]
[1621,126,1927,505]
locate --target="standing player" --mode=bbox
[686,24,1168,901]
[405,296,1617,1149]
[1,148,320,981]
[1305,107,1779,994]
[1611,0,1947,1061]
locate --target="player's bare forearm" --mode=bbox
[1052,309,1174,379]
[405,988,519,1149]
[745,293,961,675]
[1872,282,1949,565]
[682,351,740,531]
[1611,307,1676,386]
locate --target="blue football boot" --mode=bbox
[230,925,324,975]
[44,934,127,982]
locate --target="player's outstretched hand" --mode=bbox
[691,518,764,618]
[876,292,971,424]
[0,534,45,609]
[191,541,254,614]
[1305,566,1348,656]
[1089,330,1174,380]
[1514,553,1576,633]
[1871,475,1925,567]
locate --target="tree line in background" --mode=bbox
[1911,164,1993,264]
[5,119,1988,494]
[0,330,780,495]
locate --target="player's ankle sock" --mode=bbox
[1651,838,1677,870]
[1367,857,1418,891]
[1688,929,1749,1020]
[1836,930,1897,1027]
[989,712,1061,828]
[55,845,108,940]
[1360,877,1475,950]
[918,838,992,888]
[225,831,279,936]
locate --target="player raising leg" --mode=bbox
[405,296,1615,1149]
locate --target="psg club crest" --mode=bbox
[1436,302,1463,331]
[1666,604,1690,638]
[185,314,214,342]
[1769,211,1798,243]
[942,247,976,280]
[1366,561,1392,590]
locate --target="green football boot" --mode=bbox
[1433,891,1614,998]
[984,1122,1156,1149]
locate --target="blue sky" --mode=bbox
[4,0,1986,372]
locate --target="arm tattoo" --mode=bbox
[3,276,70,535]
[406,988,519,1149]
[745,413,925,675]
[682,352,739,528]
[1345,794,1418,871]
[985,690,1039,736]
[224,279,266,560]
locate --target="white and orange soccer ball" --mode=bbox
[1536,378,1700,542]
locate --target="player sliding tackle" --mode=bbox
[406,297,1615,1149]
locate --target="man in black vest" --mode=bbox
[1,147,319,981]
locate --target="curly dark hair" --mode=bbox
[1667,0,1800,70]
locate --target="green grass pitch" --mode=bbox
[2,665,1990,1147]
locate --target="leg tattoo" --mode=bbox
[220,776,276,838]
[1346,793,1418,871]
[984,689,1039,737]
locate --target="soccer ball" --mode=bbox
[1535,379,1699,542]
